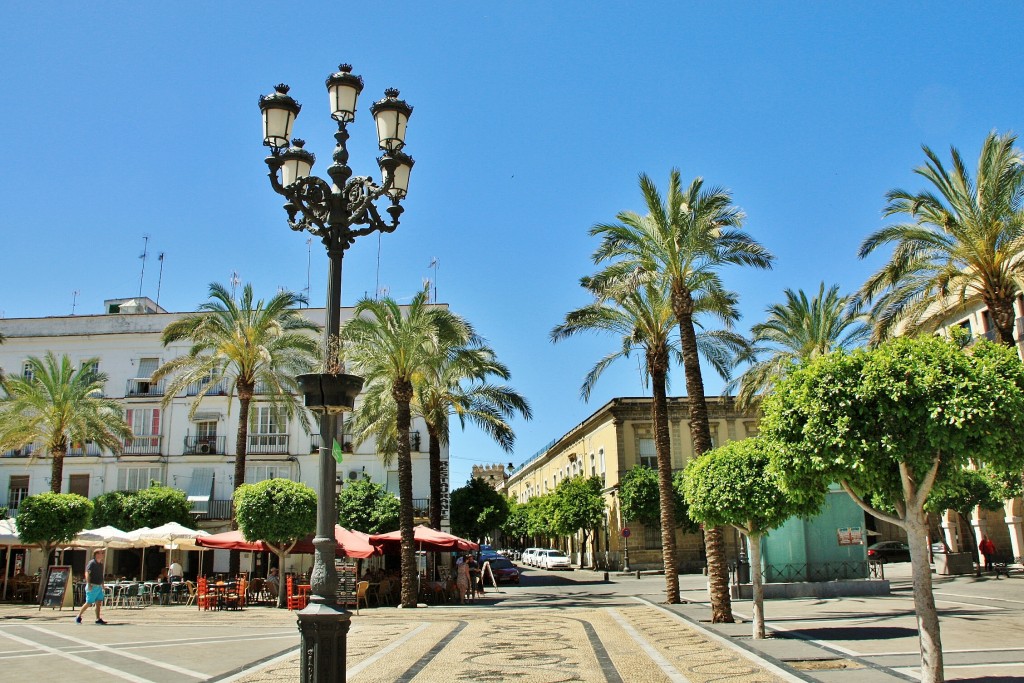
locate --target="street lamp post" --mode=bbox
[259,64,414,683]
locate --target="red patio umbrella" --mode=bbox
[196,526,379,559]
[369,525,479,552]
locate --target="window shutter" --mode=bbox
[126,409,134,431]
[151,409,160,435]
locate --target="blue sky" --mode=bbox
[2,3,1023,486]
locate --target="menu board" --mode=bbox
[335,559,357,607]
[40,565,72,610]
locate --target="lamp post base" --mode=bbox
[297,602,352,683]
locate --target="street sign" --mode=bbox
[621,528,631,538]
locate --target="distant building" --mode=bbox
[471,463,511,489]
[0,298,444,577]
[502,396,758,571]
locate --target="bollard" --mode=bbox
[603,571,609,582]
[636,570,641,579]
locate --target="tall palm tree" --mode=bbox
[0,352,129,492]
[730,283,869,407]
[152,282,318,571]
[589,169,774,622]
[856,131,1024,346]
[553,280,745,602]
[341,287,471,607]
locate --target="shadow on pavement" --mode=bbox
[778,626,918,641]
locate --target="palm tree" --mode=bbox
[0,352,129,492]
[341,287,471,607]
[730,283,869,407]
[856,131,1024,346]
[152,282,318,571]
[553,280,745,601]
[589,169,774,622]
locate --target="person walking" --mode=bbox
[76,548,107,624]
[979,535,996,572]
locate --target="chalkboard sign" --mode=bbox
[40,565,72,610]
[335,558,357,607]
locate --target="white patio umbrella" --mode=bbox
[72,526,137,549]
[1,519,22,600]
[140,523,210,579]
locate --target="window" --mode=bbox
[80,360,100,376]
[644,524,662,550]
[118,467,162,491]
[249,406,288,450]
[386,470,399,496]
[127,408,161,438]
[68,474,90,497]
[246,465,291,483]
[136,358,159,379]
[599,448,605,473]
[590,453,596,477]
[638,438,657,469]
[8,476,29,510]
[22,362,34,381]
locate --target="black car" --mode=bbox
[867,541,911,563]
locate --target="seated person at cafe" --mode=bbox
[168,560,183,582]
[266,567,280,598]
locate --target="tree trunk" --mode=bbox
[674,294,733,622]
[274,547,288,609]
[650,357,680,603]
[985,295,1017,346]
[50,448,66,493]
[906,509,944,683]
[958,510,981,573]
[427,422,442,530]
[395,382,418,608]
[748,531,765,639]
[230,391,253,576]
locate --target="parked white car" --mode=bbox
[539,549,572,570]
[521,548,540,566]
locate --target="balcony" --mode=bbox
[247,434,289,455]
[125,377,165,398]
[2,446,35,458]
[186,379,229,397]
[193,499,233,520]
[184,435,227,455]
[121,435,162,456]
[67,443,102,457]
[412,499,429,518]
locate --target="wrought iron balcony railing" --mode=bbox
[186,379,230,396]
[412,499,429,518]
[67,443,103,457]
[121,435,162,455]
[125,378,165,398]
[247,434,289,454]
[184,436,226,455]
[192,499,233,519]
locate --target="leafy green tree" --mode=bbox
[551,475,606,568]
[0,353,129,493]
[91,490,134,530]
[343,286,470,607]
[128,485,193,528]
[926,467,1005,566]
[683,438,822,639]
[450,476,510,542]
[501,498,530,548]
[761,336,1024,683]
[524,494,557,545]
[153,283,317,574]
[336,477,400,534]
[619,465,699,534]
[235,478,317,608]
[856,131,1024,346]
[16,493,93,578]
[730,283,868,407]
[588,169,773,621]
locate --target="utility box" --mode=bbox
[935,552,974,576]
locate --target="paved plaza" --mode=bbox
[1,565,1022,682]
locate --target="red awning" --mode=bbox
[196,526,380,559]
[369,525,479,552]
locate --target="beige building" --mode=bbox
[502,396,759,571]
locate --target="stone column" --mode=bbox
[941,510,960,552]
[1004,498,1024,563]
[970,505,988,555]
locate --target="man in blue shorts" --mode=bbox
[76,548,107,624]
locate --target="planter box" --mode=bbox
[297,373,364,414]
[935,552,974,576]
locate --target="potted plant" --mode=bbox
[297,336,364,414]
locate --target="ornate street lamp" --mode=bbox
[259,63,414,683]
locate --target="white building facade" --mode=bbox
[0,297,445,575]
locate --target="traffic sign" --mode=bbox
[621,528,631,538]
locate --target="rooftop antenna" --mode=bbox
[155,253,165,306]
[138,235,150,297]
[71,290,80,315]
[230,271,241,299]
[428,257,439,302]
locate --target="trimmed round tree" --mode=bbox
[551,475,606,568]
[336,478,399,535]
[450,477,510,542]
[90,490,134,530]
[683,438,820,638]
[128,485,193,528]
[16,493,93,580]
[761,336,1024,683]
[234,478,316,608]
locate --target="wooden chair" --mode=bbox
[184,580,197,607]
[355,581,369,615]
[286,576,305,611]
[225,578,246,610]
[375,579,392,606]
[196,578,214,611]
